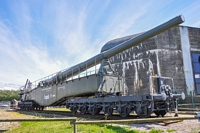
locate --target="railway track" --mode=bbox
[17,110,137,120]
[16,109,186,120]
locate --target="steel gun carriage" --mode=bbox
[19,15,185,118]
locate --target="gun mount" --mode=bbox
[19,15,185,118]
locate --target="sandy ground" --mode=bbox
[0,110,36,132]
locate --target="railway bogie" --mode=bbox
[18,101,44,111]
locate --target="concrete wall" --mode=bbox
[101,26,200,96]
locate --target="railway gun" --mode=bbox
[19,15,185,118]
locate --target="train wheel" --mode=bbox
[154,110,166,117]
[158,110,166,117]
[104,107,113,116]
[90,107,99,115]
[154,111,160,117]
[119,111,129,118]
[137,108,151,118]
[160,110,166,117]
[71,106,77,115]
[118,106,130,118]
[136,102,151,118]
[80,106,87,115]
[72,109,77,115]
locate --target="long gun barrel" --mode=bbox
[50,15,185,82]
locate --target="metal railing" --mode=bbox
[28,68,99,91]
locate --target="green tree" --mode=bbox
[0,90,20,101]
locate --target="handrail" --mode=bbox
[30,69,99,89]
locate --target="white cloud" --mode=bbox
[0,0,200,89]
[0,8,63,86]
[178,0,200,27]
[192,21,200,28]
[0,82,21,90]
[37,1,110,66]
[0,1,99,87]
[90,1,155,46]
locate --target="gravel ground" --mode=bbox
[118,113,200,133]
[127,119,200,133]
[0,110,37,132]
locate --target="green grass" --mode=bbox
[166,129,176,132]
[5,122,141,133]
[149,129,164,133]
[45,107,71,112]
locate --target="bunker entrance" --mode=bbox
[191,52,200,95]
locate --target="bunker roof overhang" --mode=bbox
[100,25,199,53]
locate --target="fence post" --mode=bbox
[73,123,76,133]
[70,120,77,133]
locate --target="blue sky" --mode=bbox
[0,0,200,90]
